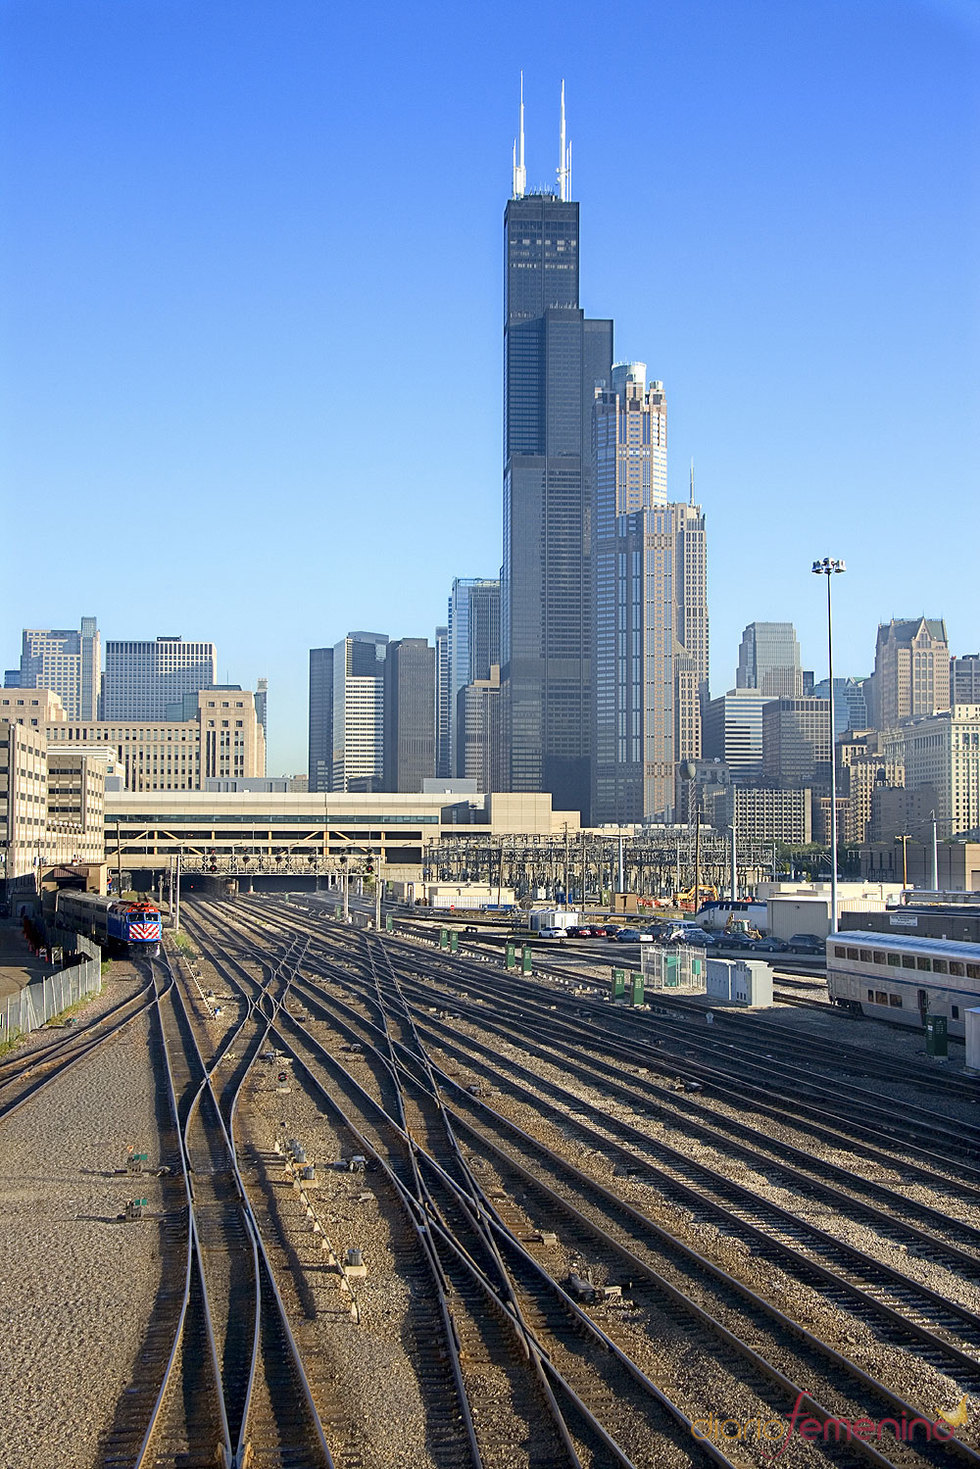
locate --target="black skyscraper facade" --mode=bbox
[308,646,334,792]
[501,192,612,819]
[383,638,436,792]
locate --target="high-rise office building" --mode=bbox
[6,618,101,720]
[102,636,217,720]
[811,676,868,739]
[448,578,500,775]
[762,696,833,790]
[882,705,980,838]
[383,639,436,792]
[500,91,613,817]
[702,688,773,783]
[457,666,502,793]
[736,622,803,698]
[308,647,334,792]
[434,625,451,779]
[592,365,707,822]
[866,618,950,731]
[332,632,388,792]
[255,677,268,773]
[951,655,980,705]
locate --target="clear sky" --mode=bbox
[3,0,978,773]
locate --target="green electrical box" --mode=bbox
[630,972,645,1007]
[385,914,394,933]
[522,947,533,975]
[611,967,626,1000]
[440,928,450,950]
[925,1013,948,1057]
[506,942,516,970]
[450,931,458,953]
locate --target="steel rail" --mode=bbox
[287,948,980,1419]
[365,923,980,1180]
[205,899,980,1463]
[268,953,928,1469]
[196,907,732,1469]
[263,1000,736,1469]
[131,953,232,1469]
[174,931,334,1469]
[0,977,157,1125]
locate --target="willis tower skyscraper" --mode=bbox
[501,82,612,819]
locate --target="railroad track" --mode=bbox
[340,919,980,1174]
[278,941,980,1387]
[0,971,156,1123]
[233,898,980,1218]
[102,937,333,1468]
[182,899,980,1468]
[187,904,741,1468]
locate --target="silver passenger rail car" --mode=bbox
[827,930,980,1035]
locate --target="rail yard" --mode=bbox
[3,896,980,1469]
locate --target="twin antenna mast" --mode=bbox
[512,75,571,201]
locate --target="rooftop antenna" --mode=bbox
[557,79,571,201]
[512,72,526,199]
[689,459,696,506]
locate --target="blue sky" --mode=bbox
[3,0,978,773]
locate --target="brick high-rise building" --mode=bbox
[866,618,949,731]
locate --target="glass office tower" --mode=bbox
[501,190,612,818]
[447,578,500,775]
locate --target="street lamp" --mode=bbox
[812,557,846,934]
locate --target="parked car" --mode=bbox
[788,933,826,955]
[751,935,790,953]
[680,928,716,947]
[613,928,642,942]
[537,926,565,938]
[718,930,756,949]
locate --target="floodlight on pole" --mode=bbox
[811,558,846,933]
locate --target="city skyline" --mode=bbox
[4,2,977,772]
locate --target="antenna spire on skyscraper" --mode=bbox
[690,459,696,506]
[557,79,571,200]
[512,72,526,199]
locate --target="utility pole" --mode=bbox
[693,793,701,916]
[931,812,939,891]
[374,846,383,932]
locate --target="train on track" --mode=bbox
[54,890,162,957]
[827,930,980,1035]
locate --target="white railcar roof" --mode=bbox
[832,930,980,961]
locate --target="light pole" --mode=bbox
[812,557,846,934]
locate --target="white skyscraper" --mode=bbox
[8,617,101,720]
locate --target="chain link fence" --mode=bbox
[640,943,707,993]
[1,937,101,1041]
